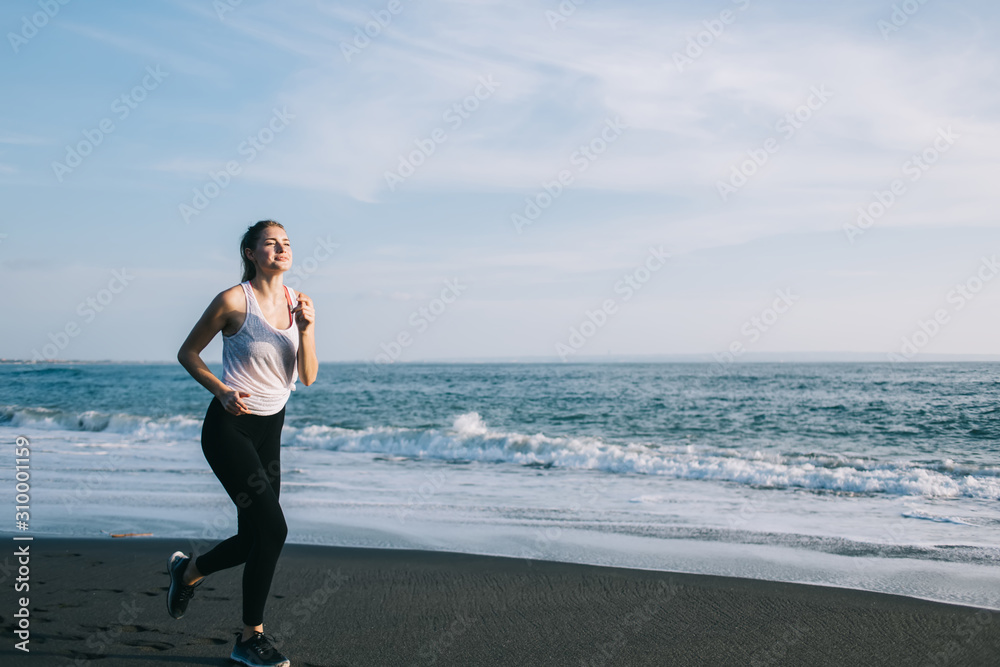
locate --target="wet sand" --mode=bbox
[1,536,997,666]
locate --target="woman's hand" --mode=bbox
[217,388,252,416]
[292,291,319,386]
[292,292,315,334]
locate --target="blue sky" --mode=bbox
[2,0,999,363]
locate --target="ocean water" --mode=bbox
[2,362,999,609]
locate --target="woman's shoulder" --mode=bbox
[214,284,249,337]
[211,283,248,315]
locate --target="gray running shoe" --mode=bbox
[231,630,291,667]
[166,551,202,619]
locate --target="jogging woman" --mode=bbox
[169,220,318,667]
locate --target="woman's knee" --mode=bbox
[254,509,287,550]
[274,513,288,545]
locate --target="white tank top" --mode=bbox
[221,281,299,416]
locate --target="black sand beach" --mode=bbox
[1,537,997,666]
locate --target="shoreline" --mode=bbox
[2,536,997,666]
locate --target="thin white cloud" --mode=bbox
[61,21,231,79]
[0,132,49,146]
[204,1,998,241]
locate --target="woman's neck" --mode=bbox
[250,272,284,300]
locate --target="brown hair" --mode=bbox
[240,220,285,282]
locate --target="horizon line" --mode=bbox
[5,353,1000,365]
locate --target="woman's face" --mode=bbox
[252,227,292,273]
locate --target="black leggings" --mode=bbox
[194,396,288,627]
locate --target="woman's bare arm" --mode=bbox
[292,291,319,386]
[177,288,251,414]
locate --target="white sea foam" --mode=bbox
[1,404,203,441]
[283,412,1000,501]
[5,404,999,500]
[901,509,976,526]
